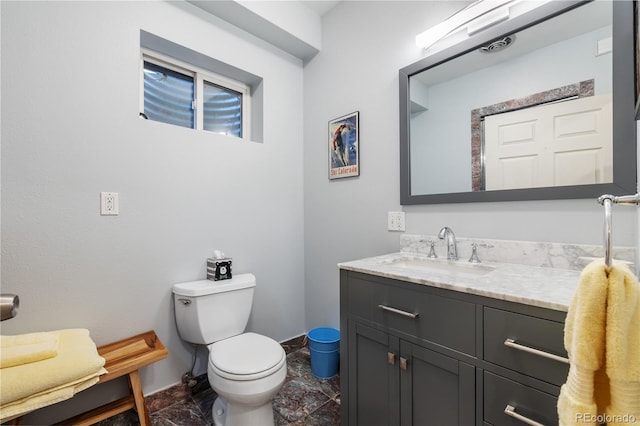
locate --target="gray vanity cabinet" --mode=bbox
[399,339,475,426]
[340,269,570,426]
[347,322,399,425]
[348,321,475,426]
[341,270,476,426]
[481,306,569,425]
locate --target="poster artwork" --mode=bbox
[329,111,359,179]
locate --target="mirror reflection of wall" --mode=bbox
[409,1,612,196]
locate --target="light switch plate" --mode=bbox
[596,37,612,56]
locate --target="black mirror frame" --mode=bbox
[400,0,637,205]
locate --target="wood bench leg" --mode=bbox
[127,370,151,426]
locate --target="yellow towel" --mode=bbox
[558,259,640,426]
[0,329,105,407]
[0,369,105,423]
[0,332,59,368]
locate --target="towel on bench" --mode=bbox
[0,329,106,421]
[0,332,59,368]
[0,369,105,422]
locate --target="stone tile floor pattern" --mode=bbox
[97,336,340,425]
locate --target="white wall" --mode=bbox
[303,1,637,329]
[1,1,305,421]
[1,0,637,421]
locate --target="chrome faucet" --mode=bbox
[438,227,458,260]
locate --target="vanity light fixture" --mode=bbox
[415,0,550,52]
[466,5,510,36]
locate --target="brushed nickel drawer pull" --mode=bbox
[387,352,396,365]
[504,404,545,426]
[504,338,569,364]
[400,357,408,371]
[377,304,419,319]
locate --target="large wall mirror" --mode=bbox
[400,0,636,205]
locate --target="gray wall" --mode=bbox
[1,1,305,421]
[303,0,637,330]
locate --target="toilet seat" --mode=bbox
[209,332,286,381]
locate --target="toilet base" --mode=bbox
[212,395,275,426]
[212,397,227,426]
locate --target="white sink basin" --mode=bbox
[382,256,496,278]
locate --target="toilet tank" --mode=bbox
[173,273,256,345]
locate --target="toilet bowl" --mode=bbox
[172,274,287,426]
[208,333,286,426]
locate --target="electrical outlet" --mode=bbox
[100,192,119,216]
[387,211,405,231]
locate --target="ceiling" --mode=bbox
[187,0,342,61]
[302,1,341,17]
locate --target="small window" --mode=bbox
[203,81,243,138]
[141,51,250,139]
[143,61,194,129]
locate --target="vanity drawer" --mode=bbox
[346,275,476,355]
[484,371,559,426]
[483,307,568,386]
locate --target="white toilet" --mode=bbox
[173,274,286,426]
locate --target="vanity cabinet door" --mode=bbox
[347,321,400,426]
[400,341,475,426]
[347,321,475,426]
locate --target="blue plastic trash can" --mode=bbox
[307,327,340,379]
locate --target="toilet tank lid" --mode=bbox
[172,273,256,297]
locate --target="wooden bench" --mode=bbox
[55,330,168,426]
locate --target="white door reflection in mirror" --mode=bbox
[484,93,612,190]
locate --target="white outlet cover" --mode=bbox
[387,211,405,231]
[100,192,119,216]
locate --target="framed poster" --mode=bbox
[329,111,359,179]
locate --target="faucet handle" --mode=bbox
[419,239,438,258]
[468,243,481,263]
[469,243,494,263]
[427,241,437,258]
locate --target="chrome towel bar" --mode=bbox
[597,194,640,268]
[0,294,19,321]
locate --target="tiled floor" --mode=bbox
[98,336,340,426]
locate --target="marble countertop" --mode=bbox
[338,252,583,312]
